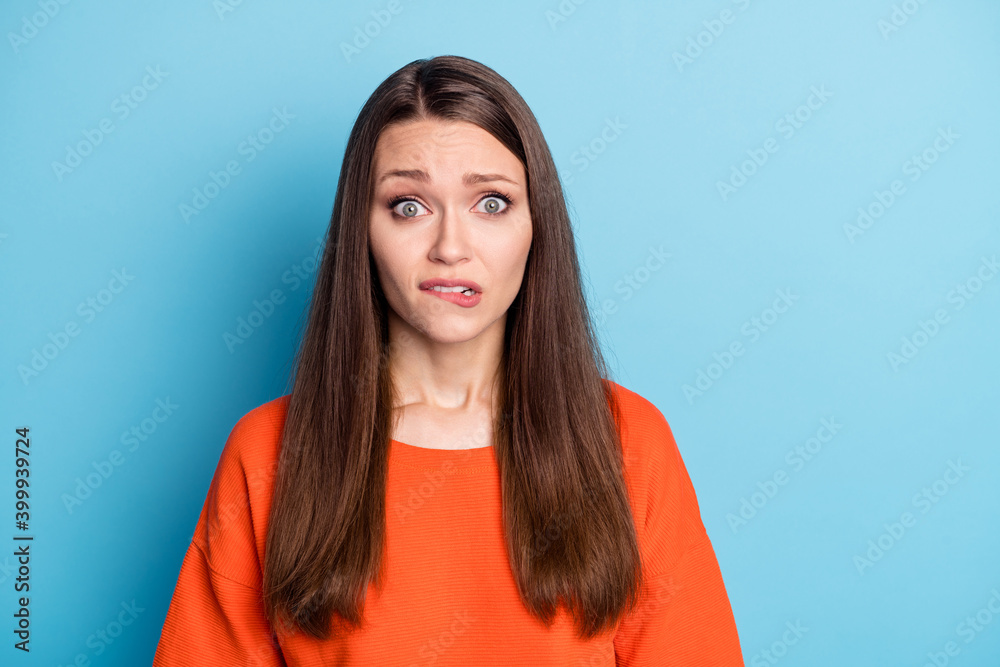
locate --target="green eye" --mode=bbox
[388,198,427,218]
[477,192,512,215]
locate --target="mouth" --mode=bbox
[418,278,483,295]
[418,280,483,308]
[424,285,478,296]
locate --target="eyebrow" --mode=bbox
[376,169,518,187]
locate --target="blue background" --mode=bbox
[2,0,999,664]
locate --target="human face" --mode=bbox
[369,118,532,345]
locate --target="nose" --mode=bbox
[428,204,471,264]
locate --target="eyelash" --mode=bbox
[385,190,515,218]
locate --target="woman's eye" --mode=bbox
[477,196,508,215]
[390,195,509,218]
[393,200,427,218]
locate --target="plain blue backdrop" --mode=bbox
[2,0,999,664]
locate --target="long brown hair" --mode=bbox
[263,54,643,641]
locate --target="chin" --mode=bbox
[404,311,488,340]
[421,324,485,344]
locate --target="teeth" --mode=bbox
[430,286,476,295]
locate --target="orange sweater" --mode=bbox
[152,381,743,665]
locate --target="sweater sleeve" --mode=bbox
[152,541,287,666]
[152,413,287,666]
[613,402,743,666]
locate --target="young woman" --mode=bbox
[153,55,743,665]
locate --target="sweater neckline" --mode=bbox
[389,438,494,471]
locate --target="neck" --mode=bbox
[385,310,504,412]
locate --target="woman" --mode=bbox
[153,55,743,665]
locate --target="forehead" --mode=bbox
[372,119,523,177]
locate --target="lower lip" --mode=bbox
[422,288,481,307]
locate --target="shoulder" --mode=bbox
[214,394,294,508]
[220,394,292,474]
[193,394,292,585]
[601,379,703,573]
[601,378,678,464]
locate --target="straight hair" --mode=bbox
[263,54,644,641]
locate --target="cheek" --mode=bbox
[369,220,402,283]
[508,221,533,267]
[370,244,420,309]
[373,256,405,296]
[370,234,395,298]
[491,233,532,294]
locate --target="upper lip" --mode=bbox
[419,277,482,292]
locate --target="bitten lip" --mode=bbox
[419,278,482,292]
